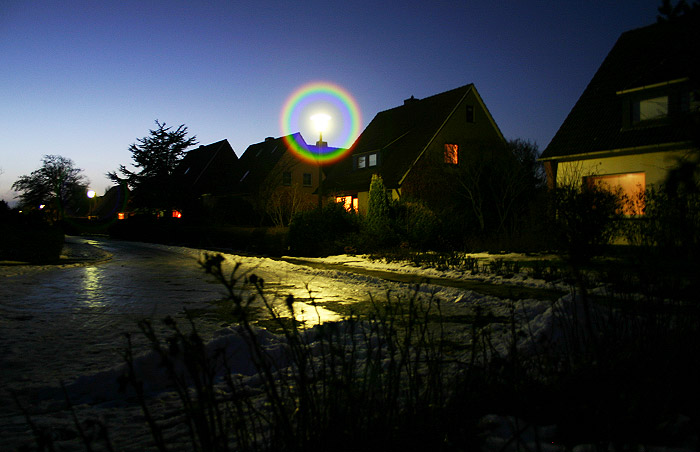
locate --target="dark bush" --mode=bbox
[288,202,360,256]
[391,200,440,249]
[0,211,64,262]
[553,183,624,264]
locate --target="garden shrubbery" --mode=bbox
[0,204,64,262]
[22,252,700,451]
[287,201,360,256]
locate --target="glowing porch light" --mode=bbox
[86,189,96,199]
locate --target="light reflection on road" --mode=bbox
[1,236,401,400]
[80,265,106,307]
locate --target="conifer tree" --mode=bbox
[108,120,197,211]
[365,174,392,244]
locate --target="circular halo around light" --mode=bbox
[280,81,361,165]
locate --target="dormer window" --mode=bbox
[355,152,379,170]
[632,95,668,123]
[368,153,377,167]
[618,77,691,128]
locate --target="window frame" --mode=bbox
[335,195,359,213]
[368,153,377,167]
[302,172,312,187]
[585,172,646,216]
[444,143,459,165]
[466,105,475,123]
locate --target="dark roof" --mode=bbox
[325,84,475,191]
[541,14,700,160]
[232,134,299,193]
[176,139,238,195]
[232,133,345,194]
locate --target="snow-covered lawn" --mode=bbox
[2,243,697,451]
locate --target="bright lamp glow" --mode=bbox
[87,190,96,199]
[310,113,331,134]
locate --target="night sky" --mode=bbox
[1,0,663,202]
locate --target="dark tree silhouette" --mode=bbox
[657,0,699,21]
[108,120,197,212]
[12,155,88,221]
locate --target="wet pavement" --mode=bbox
[0,237,554,451]
[0,237,355,396]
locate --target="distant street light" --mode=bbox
[310,113,331,209]
[86,189,96,219]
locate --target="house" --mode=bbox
[323,83,506,214]
[173,139,239,218]
[231,133,339,225]
[176,139,239,196]
[539,13,700,207]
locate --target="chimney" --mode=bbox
[404,95,419,106]
[265,136,274,142]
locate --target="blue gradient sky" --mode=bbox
[1,0,662,203]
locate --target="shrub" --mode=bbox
[623,186,700,260]
[288,202,360,256]
[552,183,624,264]
[0,211,64,262]
[392,199,440,249]
[362,174,395,248]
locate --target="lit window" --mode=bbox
[368,153,377,167]
[444,144,459,165]
[335,196,358,213]
[172,210,182,219]
[357,155,366,169]
[118,212,126,220]
[633,96,668,123]
[303,173,312,186]
[586,172,645,215]
[282,172,291,186]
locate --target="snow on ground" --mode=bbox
[296,252,572,291]
[2,241,695,451]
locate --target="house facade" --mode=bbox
[539,14,699,202]
[176,139,239,197]
[323,84,505,214]
[173,139,239,219]
[231,134,331,225]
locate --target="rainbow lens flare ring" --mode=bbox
[280,81,361,165]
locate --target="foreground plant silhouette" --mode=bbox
[115,253,485,451]
[18,251,700,451]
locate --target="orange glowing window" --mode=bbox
[586,172,646,215]
[172,210,182,219]
[118,212,126,220]
[444,144,459,164]
[336,196,358,213]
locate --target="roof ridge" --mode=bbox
[379,83,474,114]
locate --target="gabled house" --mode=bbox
[323,83,505,214]
[171,139,239,220]
[231,133,334,225]
[176,139,239,197]
[539,13,699,206]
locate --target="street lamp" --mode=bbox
[86,189,96,219]
[311,113,331,209]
